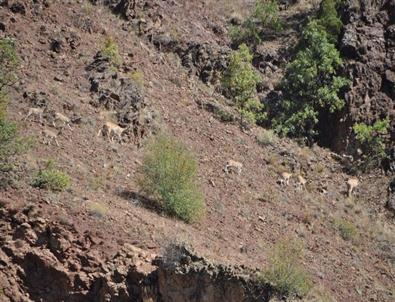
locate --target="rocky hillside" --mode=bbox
[0,0,394,301]
[330,0,395,155]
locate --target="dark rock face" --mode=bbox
[331,0,395,156]
[0,205,272,302]
[87,53,158,145]
[178,42,230,84]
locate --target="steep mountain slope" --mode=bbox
[0,1,394,301]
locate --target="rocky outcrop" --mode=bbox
[330,0,395,157]
[0,203,272,302]
[86,53,158,145]
[177,42,230,84]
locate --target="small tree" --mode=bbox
[271,20,348,141]
[317,0,343,43]
[0,38,27,185]
[222,44,264,126]
[353,119,390,170]
[138,133,205,223]
[0,38,19,117]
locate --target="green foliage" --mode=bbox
[271,20,348,141]
[1,38,19,118]
[230,0,282,46]
[0,119,27,171]
[138,133,205,223]
[32,160,71,192]
[317,0,343,43]
[101,37,122,67]
[261,239,312,298]
[0,37,27,184]
[353,119,390,169]
[222,44,264,126]
[334,218,358,242]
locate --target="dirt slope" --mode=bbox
[0,1,394,301]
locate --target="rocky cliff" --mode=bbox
[328,0,395,157]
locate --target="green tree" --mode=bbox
[271,20,348,141]
[0,38,25,170]
[138,133,205,223]
[353,119,390,170]
[317,0,343,43]
[0,38,19,117]
[222,44,264,126]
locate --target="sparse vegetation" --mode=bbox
[129,70,145,88]
[222,44,264,126]
[334,218,358,242]
[100,37,122,67]
[256,128,277,146]
[261,239,312,298]
[270,20,348,142]
[87,201,108,218]
[353,119,390,170]
[230,0,282,47]
[32,160,71,192]
[138,133,205,223]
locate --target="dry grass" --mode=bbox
[87,201,108,218]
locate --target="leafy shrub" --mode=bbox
[353,119,390,170]
[32,160,71,192]
[317,0,343,43]
[334,218,358,242]
[101,37,122,67]
[270,20,348,142]
[261,239,312,298]
[0,38,28,188]
[1,37,19,118]
[222,44,264,126]
[138,133,205,223]
[230,0,282,46]
[0,120,26,169]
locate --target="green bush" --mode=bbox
[317,0,343,43]
[1,37,19,118]
[0,37,28,186]
[138,133,205,223]
[0,119,27,170]
[261,239,312,298]
[101,37,122,67]
[270,20,348,142]
[230,0,282,46]
[32,160,71,192]
[222,44,264,126]
[353,119,389,170]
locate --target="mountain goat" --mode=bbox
[225,160,243,175]
[24,107,44,122]
[98,121,127,144]
[346,177,359,197]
